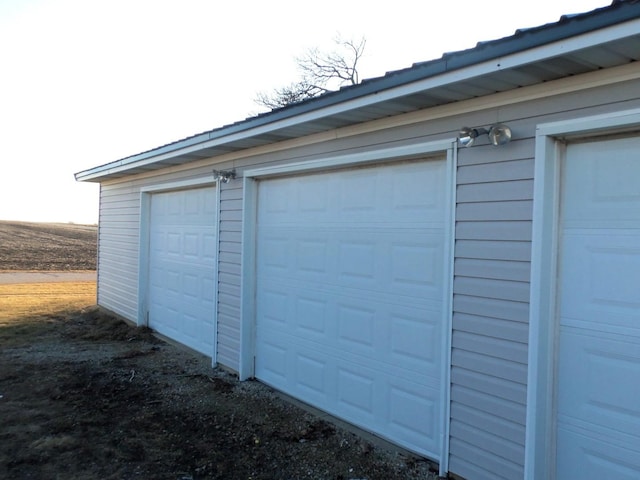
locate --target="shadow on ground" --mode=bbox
[0,307,439,480]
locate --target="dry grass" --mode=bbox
[0,282,96,324]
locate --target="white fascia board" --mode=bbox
[76,18,640,183]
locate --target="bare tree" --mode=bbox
[256,36,366,110]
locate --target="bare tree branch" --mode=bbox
[255,35,366,110]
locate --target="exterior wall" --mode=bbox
[95,74,640,479]
[448,82,640,480]
[97,182,141,320]
[98,169,218,319]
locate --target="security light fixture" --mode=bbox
[213,169,236,183]
[458,123,512,147]
[458,127,487,147]
[488,124,512,146]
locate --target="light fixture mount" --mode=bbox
[458,123,512,147]
[213,169,236,183]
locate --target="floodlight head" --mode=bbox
[488,124,512,146]
[458,123,512,147]
[458,127,479,147]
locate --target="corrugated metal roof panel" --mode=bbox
[76,1,640,182]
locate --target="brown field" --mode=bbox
[0,220,97,271]
[0,284,437,479]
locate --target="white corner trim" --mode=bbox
[137,192,151,327]
[212,183,222,366]
[140,176,216,193]
[536,107,640,137]
[525,107,640,480]
[239,175,258,381]
[244,139,455,178]
[438,143,457,478]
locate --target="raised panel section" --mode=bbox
[555,137,640,479]
[255,158,447,461]
[148,187,217,357]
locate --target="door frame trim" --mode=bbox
[525,107,640,480]
[138,177,220,364]
[240,139,457,475]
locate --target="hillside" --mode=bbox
[0,221,97,271]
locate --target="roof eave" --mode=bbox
[75,2,640,183]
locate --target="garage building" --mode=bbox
[76,3,640,479]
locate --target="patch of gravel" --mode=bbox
[1,307,441,480]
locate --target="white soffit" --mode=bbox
[75,10,640,183]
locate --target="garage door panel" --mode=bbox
[259,276,442,315]
[258,228,444,300]
[558,328,640,436]
[563,138,640,225]
[556,137,640,479]
[561,233,640,331]
[557,427,640,480]
[259,329,442,451]
[259,340,288,382]
[258,281,442,375]
[299,350,333,402]
[260,328,442,389]
[256,158,447,460]
[388,378,439,451]
[390,309,442,368]
[148,187,216,357]
[258,161,445,226]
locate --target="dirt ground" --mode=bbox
[0,221,440,479]
[0,302,439,480]
[0,220,97,271]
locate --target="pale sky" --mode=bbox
[0,0,611,224]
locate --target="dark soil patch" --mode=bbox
[0,307,439,479]
[0,220,97,270]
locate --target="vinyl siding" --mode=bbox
[92,75,640,479]
[448,79,640,477]
[96,181,141,321]
[451,136,533,478]
[217,182,243,369]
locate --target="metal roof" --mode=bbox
[76,1,640,182]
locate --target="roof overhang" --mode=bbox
[76,2,640,183]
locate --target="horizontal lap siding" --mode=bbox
[449,80,640,479]
[97,182,140,321]
[450,138,533,479]
[217,183,242,369]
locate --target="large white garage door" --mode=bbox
[255,159,448,459]
[556,137,640,479]
[148,187,217,357]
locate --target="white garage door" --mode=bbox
[255,159,448,459]
[556,137,640,479]
[148,187,217,357]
